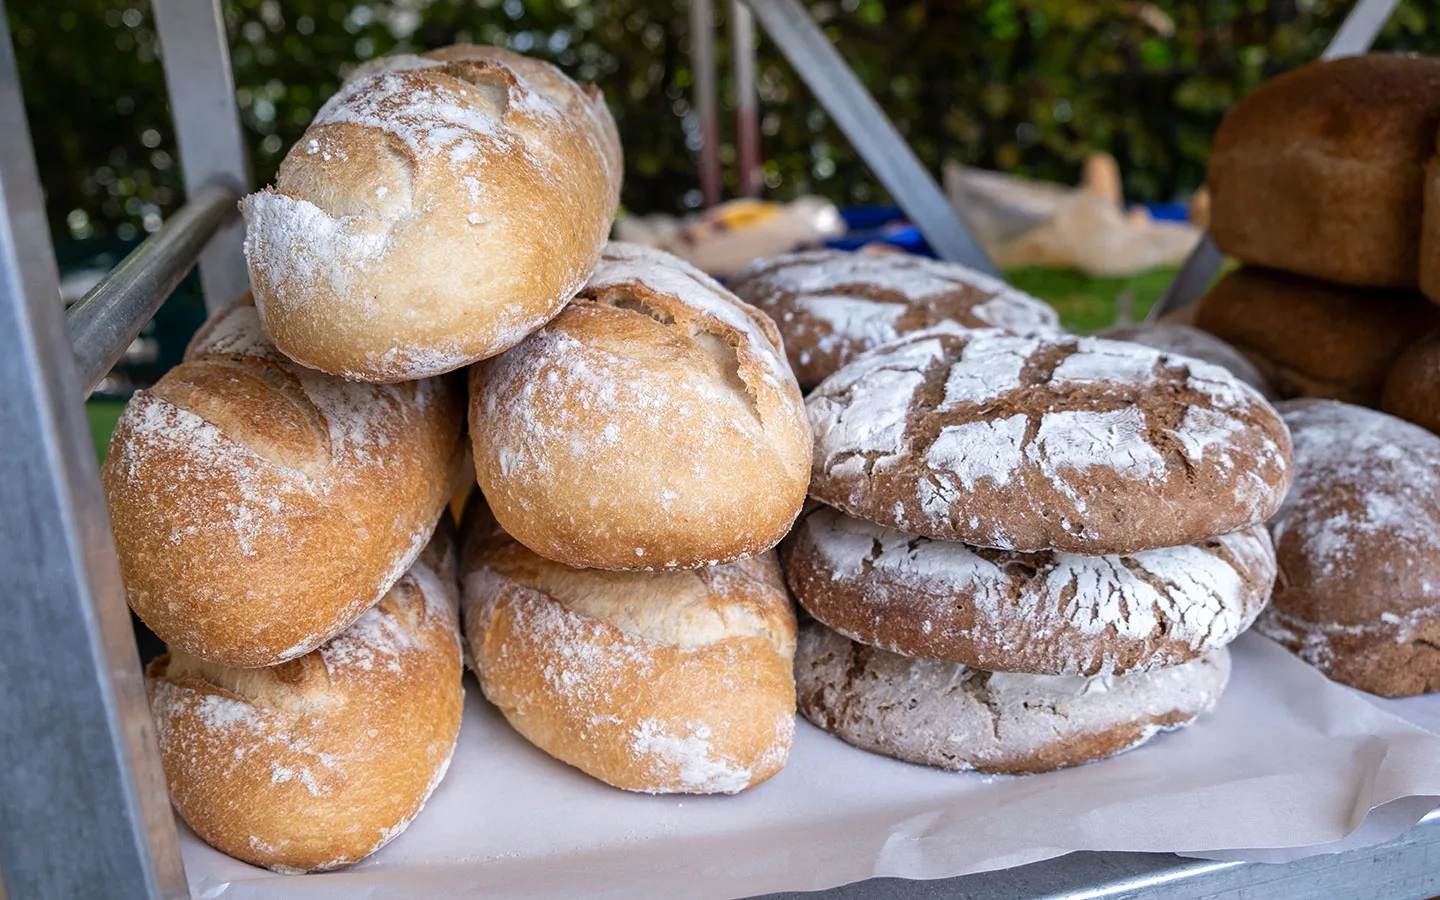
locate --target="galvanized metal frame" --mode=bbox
[0,0,1434,896]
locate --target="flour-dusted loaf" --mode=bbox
[147,530,464,873]
[1383,329,1440,434]
[242,46,621,382]
[103,301,465,668]
[795,618,1230,775]
[1195,267,1439,406]
[1255,400,1440,696]
[806,326,1293,555]
[728,249,1060,390]
[1098,322,1276,399]
[460,503,797,793]
[470,242,811,570]
[782,506,1274,676]
[1208,54,1440,288]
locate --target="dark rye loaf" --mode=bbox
[781,505,1275,677]
[806,326,1294,555]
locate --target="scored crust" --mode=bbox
[782,505,1274,676]
[470,241,811,570]
[728,249,1060,390]
[1207,53,1440,288]
[460,504,797,794]
[146,530,464,873]
[795,618,1230,776]
[806,326,1294,555]
[242,47,621,381]
[1254,400,1440,697]
[102,302,465,668]
[1382,329,1440,434]
[1097,322,1276,400]
[1195,267,1439,406]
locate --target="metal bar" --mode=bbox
[741,0,995,273]
[152,0,251,314]
[67,183,238,396]
[0,3,187,898]
[1147,0,1400,320]
[731,0,762,197]
[759,808,1440,899]
[691,0,723,207]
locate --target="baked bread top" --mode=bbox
[806,326,1294,554]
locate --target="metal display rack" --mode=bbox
[0,1,1435,898]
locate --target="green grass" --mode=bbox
[86,400,125,464]
[1002,265,1179,333]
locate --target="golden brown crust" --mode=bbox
[460,508,797,793]
[470,242,811,570]
[1195,267,1439,406]
[242,47,621,382]
[1208,54,1440,287]
[1383,329,1440,433]
[103,303,465,667]
[147,531,464,872]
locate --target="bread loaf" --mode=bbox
[1383,329,1440,433]
[806,326,1293,555]
[242,46,621,382]
[103,302,465,667]
[1207,54,1440,287]
[728,249,1060,390]
[147,530,464,872]
[1195,267,1439,406]
[461,504,797,793]
[795,618,1230,775]
[1254,400,1440,697]
[470,242,811,570]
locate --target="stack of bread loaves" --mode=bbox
[1195,53,1440,695]
[783,325,1293,773]
[101,45,628,871]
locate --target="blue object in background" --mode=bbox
[827,206,934,257]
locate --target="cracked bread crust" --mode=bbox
[794,618,1230,775]
[1097,322,1276,400]
[470,242,811,570]
[781,506,1274,676]
[1254,400,1440,697]
[728,249,1060,390]
[806,326,1294,555]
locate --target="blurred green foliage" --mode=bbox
[10,0,1440,242]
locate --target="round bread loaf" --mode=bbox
[102,302,465,668]
[795,618,1230,775]
[1254,400,1440,697]
[461,505,797,793]
[470,242,810,570]
[728,249,1060,390]
[1207,54,1440,288]
[1097,322,1276,399]
[1195,267,1438,406]
[242,46,621,382]
[782,505,1274,676]
[1382,329,1440,434]
[1422,147,1440,303]
[146,531,464,873]
[806,326,1293,555]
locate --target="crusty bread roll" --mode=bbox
[242,46,621,382]
[470,242,811,570]
[1383,329,1440,433]
[1195,266,1439,406]
[147,530,464,872]
[460,503,797,793]
[103,301,465,668]
[1207,54,1440,287]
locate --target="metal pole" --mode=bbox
[1147,0,1400,320]
[691,0,723,207]
[741,0,995,273]
[68,183,239,397]
[731,0,762,198]
[152,0,251,314]
[0,4,186,898]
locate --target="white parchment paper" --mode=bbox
[182,633,1440,900]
